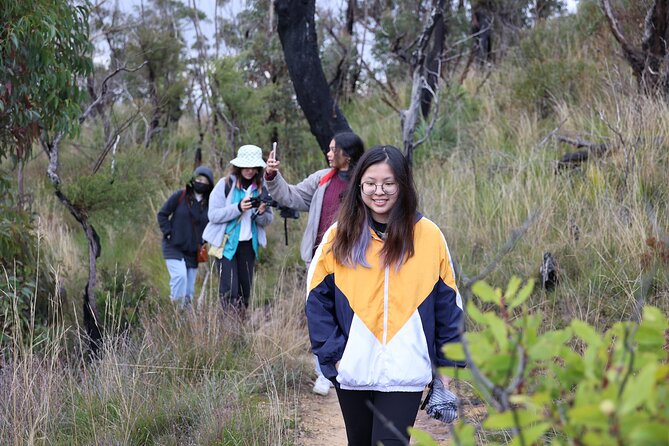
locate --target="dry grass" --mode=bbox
[4,9,669,444]
[416,70,669,331]
[0,254,309,444]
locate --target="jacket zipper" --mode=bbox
[383,265,389,345]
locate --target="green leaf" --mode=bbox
[438,366,473,382]
[620,362,658,415]
[484,410,543,429]
[484,312,508,350]
[465,331,495,360]
[642,306,668,331]
[466,300,487,325]
[407,428,439,446]
[635,325,666,349]
[571,319,602,347]
[581,432,613,444]
[472,281,501,305]
[451,423,476,446]
[636,306,669,350]
[627,422,669,445]
[508,422,550,446]
[568,405,608,429]
[528,328,571,361]
[509,279,535,310]
[505,276,522,300]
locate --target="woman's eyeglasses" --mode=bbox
[360,182,398,196]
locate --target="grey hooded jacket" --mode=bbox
[265,168,335,265]
[202,174,273,249]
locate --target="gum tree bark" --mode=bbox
[420,0,448,119]
[275,0,352,156]
[601,0,669,97]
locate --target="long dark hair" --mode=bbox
[331,145,418,268]
[332,132,365,169]
[230,166,264,189]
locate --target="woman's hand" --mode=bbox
[265,148,280,175]
[239,197,253,212]
[439,374,452,389]
[257,202,267,215]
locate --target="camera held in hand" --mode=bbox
[249,191,299,245]
[249,196,263,208]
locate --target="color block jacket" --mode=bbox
[306,214,463,392]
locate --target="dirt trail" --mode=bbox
[297,386,477,445]
[297,388,348,446]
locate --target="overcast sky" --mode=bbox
[94,0,580,64]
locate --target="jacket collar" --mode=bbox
[318,168,337,187]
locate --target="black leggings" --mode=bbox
[335,387,423,446]
[217,241,255,308]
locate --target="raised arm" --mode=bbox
[265,170,325,211]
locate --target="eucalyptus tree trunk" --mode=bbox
[275,0,352,156]
[420,0,448,119]
[402,2,447,166]
[601,0,669,97]
[42,134,102,357]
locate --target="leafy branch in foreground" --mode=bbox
[425,277,669,446]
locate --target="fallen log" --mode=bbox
[555,135,608,170]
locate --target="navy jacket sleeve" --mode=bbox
[435,233,465,368]
[305,230,346,380]
[434,279,465,367]
[157,191,182,238]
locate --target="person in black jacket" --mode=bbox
[157,166,214,309]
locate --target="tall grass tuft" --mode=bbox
[0,258,308,445]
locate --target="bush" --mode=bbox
[433,277,669,446]
[0,172,55,350]
[95,264,153,335]
[512,59,588,117]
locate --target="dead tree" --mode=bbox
[601,0,669,97]
[188,0,238,163]
[275,0,352,156]
[421,0,449,119]
[471,8,493,66]
[40,65,143,357]
[402,2,448,166]
[327,0,359,103]
[555,135,609,170]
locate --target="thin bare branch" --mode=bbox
[460,334,503,411]
[462,211,538,289]
[600,0,646,73]
[556,135,608,152]
[535,117,568,150]
[80,62,147,123]
[413,71,441,149]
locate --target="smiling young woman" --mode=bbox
[306,145,464,445]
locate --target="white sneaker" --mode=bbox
[312,375,332,396]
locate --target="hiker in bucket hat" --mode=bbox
[202,145,273,314]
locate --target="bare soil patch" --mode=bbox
[297,383,486,445]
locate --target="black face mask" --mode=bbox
[193,182,211,194]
